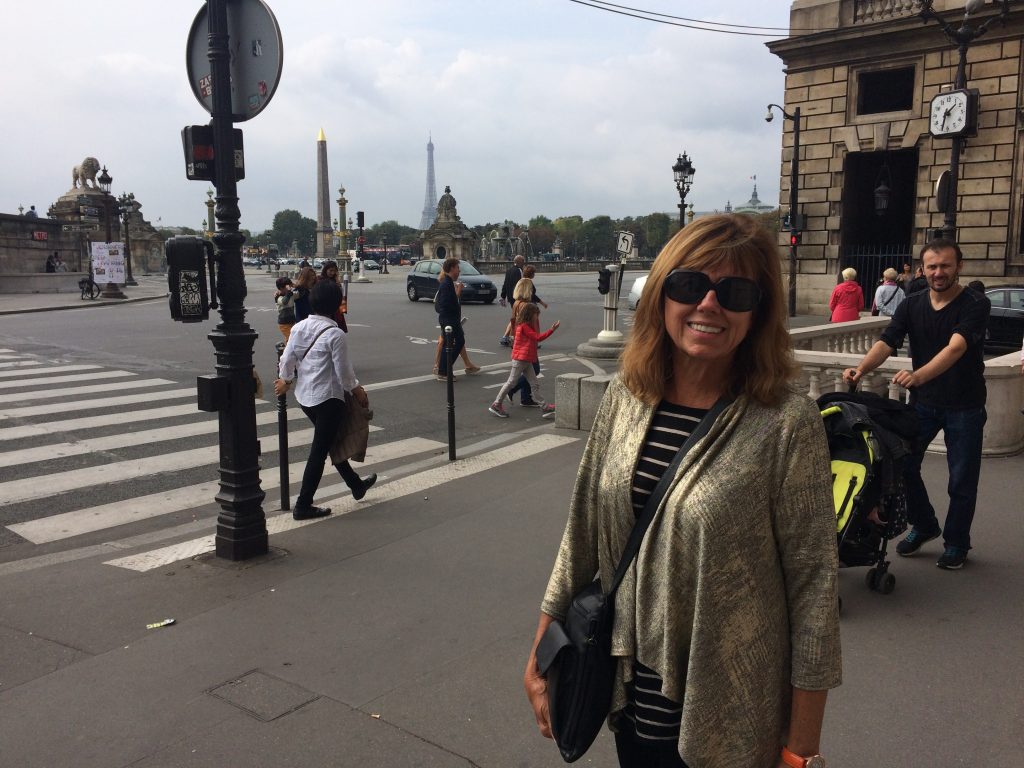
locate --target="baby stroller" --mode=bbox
[817,389,918,595]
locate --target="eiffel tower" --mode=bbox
[418,135,438,230]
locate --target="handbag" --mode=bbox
[329,395,373,463]
[535,397,731,763]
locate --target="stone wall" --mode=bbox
[769,1,1024,314]
[0,214,90,274]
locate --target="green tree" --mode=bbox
[528,214,553,229]
[366,220,418,246]
[578,215,616,260]
[553,215,583,257]
[754,208,782,237]
[268,209,316,256]
[641,212,672,258]
[527,225,556,255]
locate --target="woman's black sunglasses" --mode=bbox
[662,269,762,312]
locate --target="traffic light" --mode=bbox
[356,211,365,228]
[597,268,612,295]
[782,212,791,229]
[790,231,802,246]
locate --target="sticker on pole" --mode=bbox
[186,0,283,122]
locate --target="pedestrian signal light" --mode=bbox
[166,236,217,323]
[790,232,802,246]
[597,267,612,295]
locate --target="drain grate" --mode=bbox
[208,669,320,722]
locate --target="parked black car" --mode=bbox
[984,285,1024,352]
[406,259,497,303]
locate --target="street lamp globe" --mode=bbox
[98,166,112,194]
[672,153,695,190]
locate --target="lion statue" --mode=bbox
[72,157,101,189]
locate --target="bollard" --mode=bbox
[444,325,456,461]
[275,341,290,510]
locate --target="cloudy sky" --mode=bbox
[4,1,794,232]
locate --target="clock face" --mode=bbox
[930,91,970,137]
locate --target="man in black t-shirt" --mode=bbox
[844,239,990,570]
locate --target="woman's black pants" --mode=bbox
[297,398,345,509]
[615,731,688,768]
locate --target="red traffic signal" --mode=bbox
[790,232,802,246]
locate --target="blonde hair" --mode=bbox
[294,267,317,290]
[619,214,795,407]
[883,267,898,281]
[512,277,534,302]
[842,267,857,281]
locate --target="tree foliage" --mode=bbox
[267,209,317,255]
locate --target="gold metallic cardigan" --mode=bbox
[541,376,842,768]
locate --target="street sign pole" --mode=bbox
[207,0,268,560]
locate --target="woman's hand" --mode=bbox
[273,378,289,397]
[351,385,369,408]
[525,614,555,739]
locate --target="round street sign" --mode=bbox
[186,0,283,122]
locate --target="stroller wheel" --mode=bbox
[876,571,896,595]
[865,567,878,590]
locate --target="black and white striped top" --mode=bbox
[622,401,706,744]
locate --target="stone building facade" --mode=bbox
[768,0,1024,313]
[420,186,479,262]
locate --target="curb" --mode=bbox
[0,293,168,316]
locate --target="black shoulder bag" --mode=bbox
[535,397,731,763]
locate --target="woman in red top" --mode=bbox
[489,303,559,419]
[828,267,864,323]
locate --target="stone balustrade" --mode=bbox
[853,0,921,24]
[558,316,1024,456]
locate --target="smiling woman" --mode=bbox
[525,214,841,768]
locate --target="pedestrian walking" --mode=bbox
[488,302,558,419]
[504,276,545,406]
[844,238,991,570]
[871,268,904,317]
[274,276,297,342]
[435,257,466,381]
[499,255,525,345]
[274,280,377,520]
[828,267,863,322]
[292,267,316,322]
[431,272,480,376]
[318,260,347,332]
[524,214,840,768]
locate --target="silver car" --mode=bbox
[627,274,648,311]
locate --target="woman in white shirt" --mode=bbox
[274,281,376,519]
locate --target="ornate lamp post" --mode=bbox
[919,0,1010,240]
[766,104,802,317]
[117,192,138,286]
[96,166,127,299]
[380,233,389,274]
[672,152,696,229]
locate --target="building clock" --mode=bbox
[928,88,979,138]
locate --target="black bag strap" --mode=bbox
[607,396,732,597]
[880,286,899,309]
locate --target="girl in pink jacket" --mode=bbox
[489,303,559,419]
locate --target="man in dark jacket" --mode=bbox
[435,257,464,380]
[499,255,525,345]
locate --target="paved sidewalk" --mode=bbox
[0,276,169,315]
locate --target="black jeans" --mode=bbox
[297,398,345,508]
[614,731,688,768]
[437,319,464,375]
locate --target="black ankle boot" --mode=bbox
[337,463,377,501]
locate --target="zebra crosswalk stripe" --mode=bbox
[0,370,137,390]
[103,433,578,571]
[7,434,433,545]
[0,403,211,441]
[4,377,175,402]
[0,388,198,419]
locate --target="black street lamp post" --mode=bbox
[97,166,127,299]
[672,152,696,229]
[919,0,1010,240]
[118,192,138,286]
[206,0,268,561]
[381,234,389,273]
[766,104,802,317]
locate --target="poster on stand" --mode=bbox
[91,242,126,284]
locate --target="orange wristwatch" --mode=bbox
[781,746,827,768]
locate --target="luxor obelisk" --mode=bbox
[315,128,337,262]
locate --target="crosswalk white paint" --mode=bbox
[8,433,427,545]
[0,388,197,419]
[0,370,137,390]
[0,403,208,441]
[0,407,307,470]
[0,363,102,378]
[103,433,578,571]
[6,377,175,402]
[0,427,316,506]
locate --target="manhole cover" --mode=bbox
[208,669,319,721]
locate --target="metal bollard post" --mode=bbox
[275,341,290,510]
[444,325,456,461]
